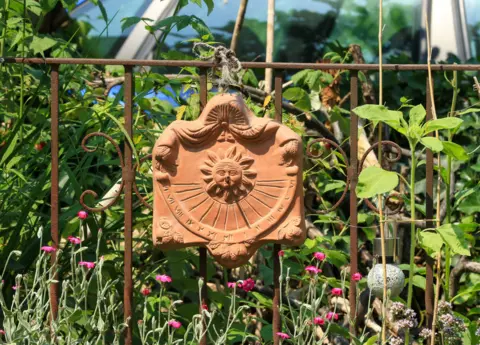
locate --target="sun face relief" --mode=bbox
[201,147,256,203]
[152,94,305,268]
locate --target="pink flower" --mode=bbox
[0,329,5,335]
[314,316,325,325]
[313,252,326,261]
[12,285,20,291]
[41,246,56,253]
[352,273,362,281]
[201,303,208,311]
[305,266,321,274]
[141,288,151,296]
[79,261,95,269]
[77,210,88,220]
[239,278,255,292]
[331,288,342,296]
[326,312,339,321]
[155,274,172,283]
[278,250,285,257]
[227,282,237,288]
[67,236,82,245]
[276,332,290,339]
[168,320,181,329]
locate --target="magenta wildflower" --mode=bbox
[0,329,5,335]
[79,261,95,269]
[168,320,181,329]
[227,282,237,288]
[41,246,55,253]
[326,312,339,321]
[239,278,255,292]
[305,265,321,274]
[67,236,82,245]
[141,288,151,296]
[155,274,172,283]
[276,332,290,339]
[313,252,326,261]
[314,316,325,325]
[352,272,362,281]
[12,285,20,291]
[77,210,88,220]
[278,250,285,257]
[331,288,342,296]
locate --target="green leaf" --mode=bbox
[457,108,480,115]
[203,0,214,15]
[418,231,444,257]
[40,0,58,13]
[424,117,463,134]
[420,137,443,153]
[364,335,379,345]
[98,1,108,25]
[251,292,272,307]
[442,141,469,161]
[437,224,470,256]
[356,166,399,198]
[323,249,348,267]
[30,36,58,56]
[409,104,426,125]
[352,105,406,134]
[411,275,427,290]
[284,87,307,101]
[121,17,153,32]
[457,190,480,215]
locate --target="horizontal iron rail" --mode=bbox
[2,57,480,70]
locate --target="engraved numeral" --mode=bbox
[208,231,217,239]
[175,206,183,217]
[186,218,193,225]
[277,205,284,212]
[255,224,262,232]
[198,226,204,232]
[284,196,290,201]
[224,234,233,241]
[167,194,175,204]
[289,180,294,188]
[267,215,275,224]
[163,186,169,192]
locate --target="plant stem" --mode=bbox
[377,1,388,343]
[405,143,417,345]
[444,70,457,300]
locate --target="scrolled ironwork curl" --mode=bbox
[80,132,125,212]
[358,140,404,215]
[133,154,153,210]
[306,138,350,214]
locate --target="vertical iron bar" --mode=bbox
[272,70,283,345]
[50,64,60,322]
[124,66,134,345]
[348,71,359,335]
[199,67,208,345]
[425,78,434,331]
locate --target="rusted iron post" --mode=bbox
[272,70,283,345]
[199,67,208,345]
[348,71,359,335]
[50,64,60,322]
[425,78,435,331]
[123,66,134,345]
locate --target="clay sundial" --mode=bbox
[152,93,305,268]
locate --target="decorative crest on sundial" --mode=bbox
[152,94,305,268]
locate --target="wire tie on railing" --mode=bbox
[192,42,242,91]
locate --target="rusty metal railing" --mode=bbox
[4,57,480,345]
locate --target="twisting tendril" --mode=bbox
[80,132,125,212]
[358,140,404,214]
[306,138,350,214]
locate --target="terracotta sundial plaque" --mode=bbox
[152,94,305,268]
